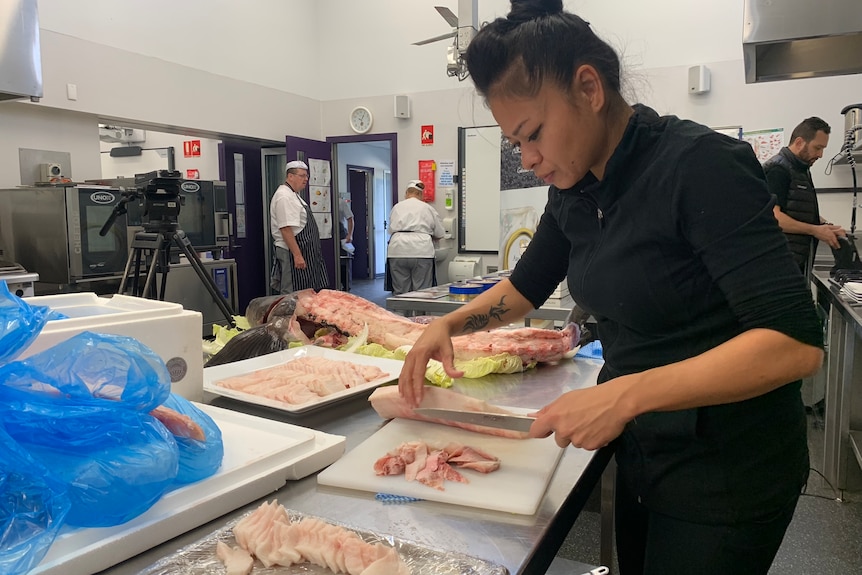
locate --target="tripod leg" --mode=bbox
[172,231,236,328]
[143,246,160,299]
[118,248,138,294]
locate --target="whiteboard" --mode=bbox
[458,126,502,252]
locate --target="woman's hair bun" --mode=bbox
[508,0,563,23]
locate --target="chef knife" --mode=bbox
[413,408,536,432]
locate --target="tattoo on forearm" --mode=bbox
[461,296,509,333]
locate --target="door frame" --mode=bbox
[327,132,398,281]
[260,146,286,293]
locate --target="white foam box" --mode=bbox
[20,293,205,401]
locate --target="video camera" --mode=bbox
[99,170,185,236]
[135,170,185,227]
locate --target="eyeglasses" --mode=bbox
[288,171,310,180]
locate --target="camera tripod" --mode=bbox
[118,224,236,328]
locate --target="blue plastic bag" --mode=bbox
[0,331,171,412]
[0,385,179,527]
[0,280,50,364]
[0,424,70,575]
[156,394,224,484]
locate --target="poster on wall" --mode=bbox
[418,160,436,202]
[309,186,331,213]
[313,212,332,239]
[309,158,331,186]
[500,135,544,191]
[498,134,546,269]
[743,128,784,163]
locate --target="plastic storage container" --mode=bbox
[449,283,484,301]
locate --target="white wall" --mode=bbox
[0,102,101,188]
[5,0,861,253]
[99,131,222,181]
[38,0,322,100]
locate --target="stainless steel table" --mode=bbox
[97,358,610,575]
[386,291,576,326]
[812,271,862,494]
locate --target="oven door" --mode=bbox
[67,187,129,279]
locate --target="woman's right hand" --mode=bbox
[398,318,463,408]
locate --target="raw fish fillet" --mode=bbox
[231,500,410,574]
[374,440,499,491]
[149,405,206,441]
[215,541,254,575]
[293,289,579,364]
[369,385,530,439]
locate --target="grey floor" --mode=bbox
[348,277,862,574]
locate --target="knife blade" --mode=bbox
[413,408,536,432]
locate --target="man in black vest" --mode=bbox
[764,117,846,278]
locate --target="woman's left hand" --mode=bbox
[529,380,633,450]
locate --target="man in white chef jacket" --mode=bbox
[269,160,329,294]
[386,180,445,295]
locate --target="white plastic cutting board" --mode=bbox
[317,417,564,515]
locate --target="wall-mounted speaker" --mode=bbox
[688,65,711,94]
[394,94,411,118]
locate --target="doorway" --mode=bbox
[347,165,373,279]
[329,134,398,282]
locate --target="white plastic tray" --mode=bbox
[30,403,346,575]
[203,346,405,414]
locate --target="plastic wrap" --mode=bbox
[159,393,224,484]
[0,425,70,575]
[0,331,171,412]
[0,280,50,364]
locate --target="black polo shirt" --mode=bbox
[510,105,822,524]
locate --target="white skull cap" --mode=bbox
[406,179,425,191]
[285,160,309,173]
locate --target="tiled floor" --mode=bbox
[349,277,862,574]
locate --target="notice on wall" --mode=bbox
[743,128,784,163]
[437,160,455,187]
[309,185,331,213]
[418,160,436,202]
[233,153,245,205]
[309,158,331,186]
[313,212,332,239]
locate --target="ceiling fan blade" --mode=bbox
[435,6,459,27]
[412,31,456,46]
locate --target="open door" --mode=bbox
[219,140,264,313]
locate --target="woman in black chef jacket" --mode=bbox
[398,1,824,573]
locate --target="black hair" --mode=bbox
[465,0,621,100]
[790,117,831,143]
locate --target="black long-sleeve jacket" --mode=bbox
[510,105,822,524]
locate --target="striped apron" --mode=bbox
[288,199,329,291]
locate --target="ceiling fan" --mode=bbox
[412,1,478,80]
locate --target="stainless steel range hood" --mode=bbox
[743,0,862,83]
[0,0,43,101]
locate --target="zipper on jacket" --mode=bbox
[579,196,605,298]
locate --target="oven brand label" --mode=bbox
[181,182,201,193]
[71,212,81,254]
[90,192,116,204]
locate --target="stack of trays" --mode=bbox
[840,281,862,304]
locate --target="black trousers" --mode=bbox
[615,469,800,575]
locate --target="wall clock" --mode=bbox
[349,106,373,134]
